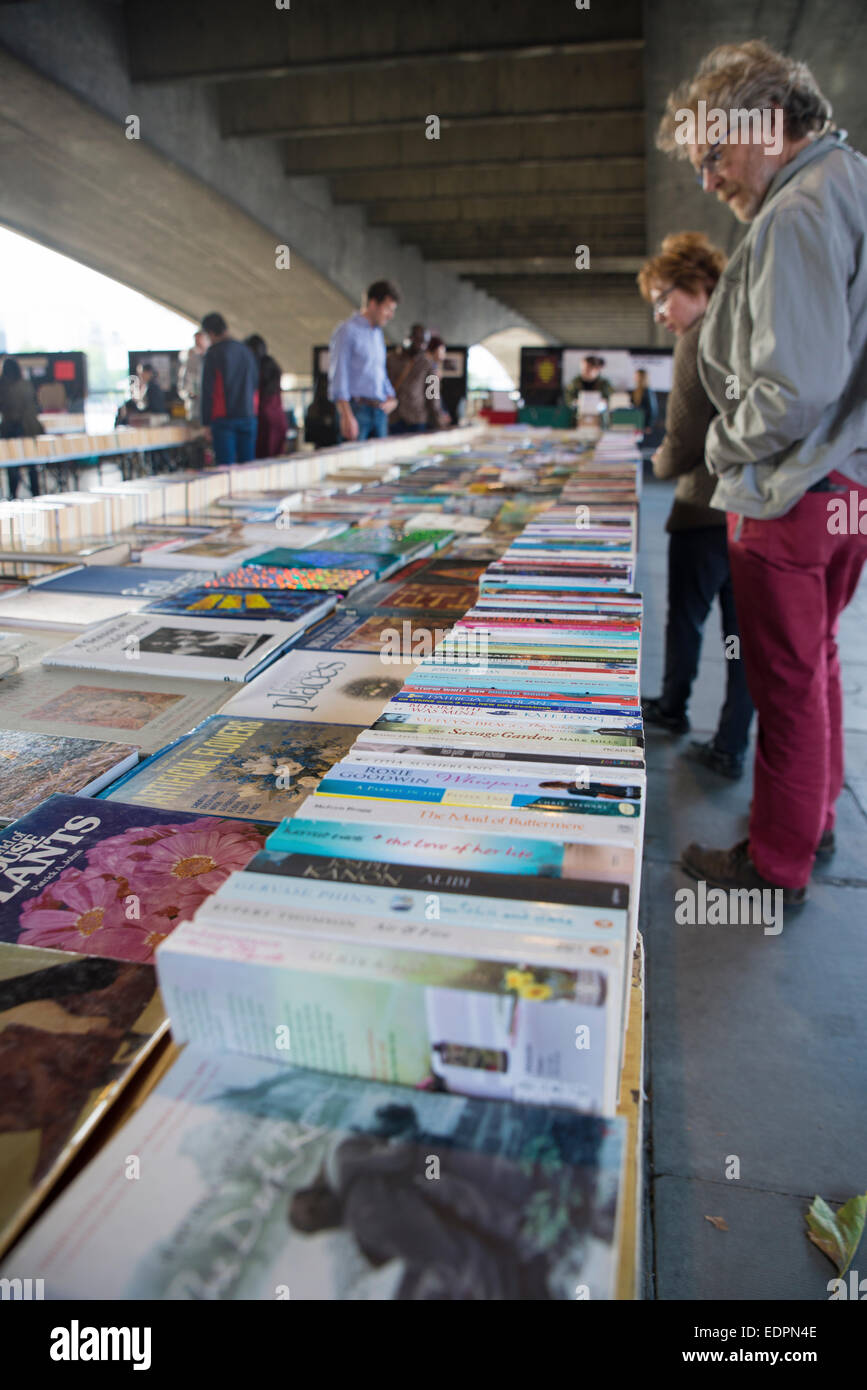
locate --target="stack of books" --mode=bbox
[0,427,647,1300]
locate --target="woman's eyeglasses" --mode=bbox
[652,288,675,321]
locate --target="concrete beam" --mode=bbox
[367,193,646,229]
[330,160,646,203]
[284,115,645,175]
[218,49,642,139]
[125,0,643,83]
[440,257,646,275]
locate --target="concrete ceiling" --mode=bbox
[123,0,647,336]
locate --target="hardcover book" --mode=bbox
[292,609,455,656]
[103,716,364,823]
[220,649,419,725]
[0,587,149,629]
[0,795,267,963]
[43,613,295,683]
[0,729,139,820]
[206,564,375,596]
[28,565,214,599]
[0,665,240,753]
[243,547,405,579]
[0,941,166,1258]
[142,586,335,626]
[3,1045,626,1299]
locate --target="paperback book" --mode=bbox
[2,1045,626,1299]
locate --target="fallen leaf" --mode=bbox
[805,1193,867,1274]
[704,1215,728,1231]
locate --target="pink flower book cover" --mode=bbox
[0,795,268,964]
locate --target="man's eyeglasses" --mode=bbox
[652,287,675,321]
[696,141,726,186]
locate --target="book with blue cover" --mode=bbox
[29,565,212,598]
[142,586,334,626]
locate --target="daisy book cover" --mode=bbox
[0,795,268,964]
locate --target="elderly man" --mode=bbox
[657,40,867,907]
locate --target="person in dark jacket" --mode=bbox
[200,312,258,464]
[137,363,167,414]
[637,232,754,779]
[245,334,288,459]
[0,357,42,499]
[304,373,340,449]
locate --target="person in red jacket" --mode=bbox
[245,334,288,459]
[200,313,258,464]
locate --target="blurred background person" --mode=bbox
[136,362,166,414]
[328,280,399,442]
[565,354,613,412]
[304,372,340,449]
[178,330,209,424]
[245,334,288,459]
[200,311,258,464]
[631,367,658,442]
[637,231,754,779]
[392,334,450,433]
[0,356,42,499]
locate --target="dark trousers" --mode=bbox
[6,465,41,499]
[661,526,754,757]
[211,417,257,465]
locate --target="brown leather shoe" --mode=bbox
[680,838,808,908]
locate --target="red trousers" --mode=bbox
[727,471,867,889]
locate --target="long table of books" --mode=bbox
[0,425,646,1301]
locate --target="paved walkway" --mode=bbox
[637,470,867,1301]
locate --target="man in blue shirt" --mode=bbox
[328,280,400,441]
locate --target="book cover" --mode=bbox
[292,609,455,656]
[0,625,72,673]
[0,941,166,1258]
[205,858,629,941]
[142,586,335,626]
[147,537,264,570]
[29,565,213,599]
[3,1045,626,1299]
[0,588,149,630]
[243,548,403,580]
[0,729,139,820]
[301,793,641,848]
[157,914,621,1112]
[0,795,267,963]
[104,716,364,823]
[207,564,374,595]
[351,580,479,614]
[220,649,418,724]
[43,613,295,683]
[266,817,635,887]
[0,666,240,753]
[243,846,630,910]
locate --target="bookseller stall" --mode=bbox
[0,422,647,1300]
